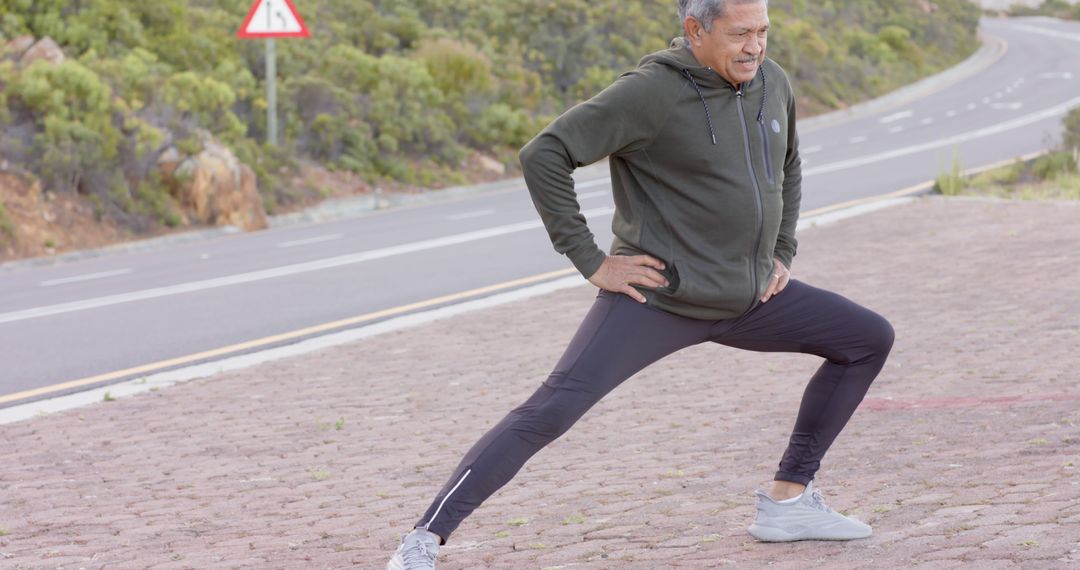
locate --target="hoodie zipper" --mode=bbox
[735,88,765,313]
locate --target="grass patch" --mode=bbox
[935,151,1080,201]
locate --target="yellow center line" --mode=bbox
[0,267,578,406]
[799,179,933,218]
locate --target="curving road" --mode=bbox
[2,17,1078,407]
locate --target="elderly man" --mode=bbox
[388,0,894,567]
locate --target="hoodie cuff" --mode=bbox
[567,245,607,280]
[773,247,794,270]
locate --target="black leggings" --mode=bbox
[415,280,894,541]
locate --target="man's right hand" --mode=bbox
[587,255,669,303]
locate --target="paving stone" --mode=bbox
[1,197,1079,567]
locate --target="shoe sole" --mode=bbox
[747,524,872,542]
[386,556,406,570]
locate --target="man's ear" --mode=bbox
[684,17,703,43]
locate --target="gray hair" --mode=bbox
[677,0,767,32]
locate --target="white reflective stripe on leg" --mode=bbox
[422,468,472,530]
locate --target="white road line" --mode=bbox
[946,110,958,117]
[1012,23,1080,43]
[920,118,934,125]
[0,207,616,325]
[849,135,868,144]
[446,210,495,221]
[879,110,913,124]
[804,95,1080,177]
[888,126,905,134]
[277,234,343,248]
[576,178,612,190]
[578,190,609,200]
[801,145,823,154]
[991,102,1024,111]
[40,269,133,288]
[1038,71,1074,80]
[967,103,977,110]
[982,97,991,104]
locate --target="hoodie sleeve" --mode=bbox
[519,67,670,279]
[773,82,802,269]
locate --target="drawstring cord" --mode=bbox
[682,66,768,144]
[682,70,717,145]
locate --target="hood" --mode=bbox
[640,37,769,146]
[640,37,755,90]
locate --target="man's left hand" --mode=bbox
[760,258,790,303]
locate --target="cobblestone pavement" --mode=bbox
[1,196,1078,569]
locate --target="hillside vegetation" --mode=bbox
[0,0,980,256]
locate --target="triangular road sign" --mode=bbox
[238,0,310,39]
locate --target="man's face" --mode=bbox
[689,2,769,86]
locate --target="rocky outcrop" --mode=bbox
[162,140,268,231]
[18,37,64,67]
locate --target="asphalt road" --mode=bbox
[2,17,1078,405]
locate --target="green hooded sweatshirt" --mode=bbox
[519,37,802,320]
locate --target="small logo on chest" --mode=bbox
[771,119,781,134]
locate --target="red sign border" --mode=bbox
[237,0,310,39]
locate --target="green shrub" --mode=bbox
[13,61,112,124]
[412,38,493,101]
[0,0,985,201]
[1063,107,1080,152]
[133,174,181,227]
[935,156,967,196]
[1032,151,1077,181]
[469,103,536,149]
[161,71,243,140]
[35,115,110,193]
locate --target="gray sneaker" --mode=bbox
[386,529,440,570]
[746,480,872,542]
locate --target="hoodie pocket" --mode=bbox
[666,258,748,312]
[757,119,776,186]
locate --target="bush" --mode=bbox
[1032,151,1077,181]
[935,156,968,196]
[468,103,537,149]
[0,0,985,216]
[412,38,493,100]
[1063,107,1080,152]
[161,71,243,140]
